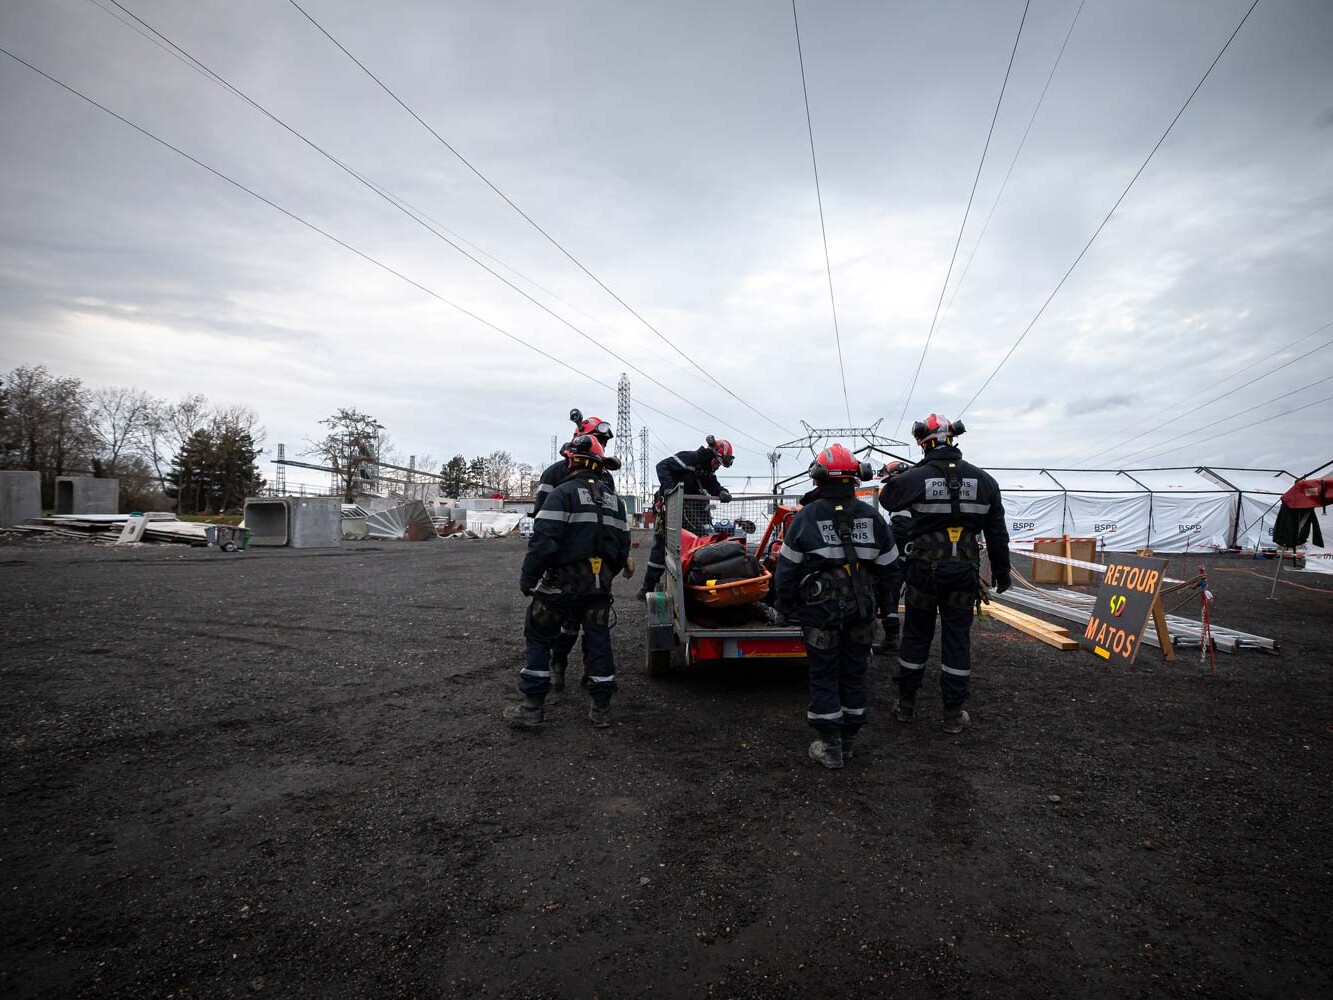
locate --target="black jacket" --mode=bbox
[656,447,724,498]
[521,470,631,596]
[878,445,1010,578]
[533,453,616,515]
[775,482,899,626]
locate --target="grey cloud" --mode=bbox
[1065,394,1141,417]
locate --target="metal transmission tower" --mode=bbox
[640,426,651,507]
[274,443,287,495]
[550,435,558,464]
[615,373,636,500]
[767,450,780,493]
[772,419,910,493]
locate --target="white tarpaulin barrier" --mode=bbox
[1298,506,1333,575]
[465,510,523,536]
[1002,492,1065,549]
[1234,494,1282,551]
[1146,493,1235,552]
[1063,493,1151,552]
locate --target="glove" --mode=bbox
[621,555,636,580]
[719,489,732,503]
[520,582,535,597]
[993,572,1012,595]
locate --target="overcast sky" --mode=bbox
[2,0,1331,492]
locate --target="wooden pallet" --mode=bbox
[984,600,1079,650]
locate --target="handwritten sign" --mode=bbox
[1079,553,1169,665]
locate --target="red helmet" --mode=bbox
[566,434,606,471]
[706,435,735,468]
[576,415,613,442]
[878,461,911,481]
[911,413,965,450]
[809,443,870,482]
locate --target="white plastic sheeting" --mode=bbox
[1002,492,1064,547]
[1064,493,1152,551]
[465,510,523,536]
[1299,506,1333,575]
[1146,494,1235,552]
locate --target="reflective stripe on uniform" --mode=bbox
[588,674,615,684]
[646,560,665,569]
[941,664,971,677]
[842,706,866,717]
[807,709,843,721]
[898,658,926,672]
[520,668,552,678]
[535,483,554,495]
[779,546,806,563]
[912,501,991,515]
[671,455,690,469]
[535,509,628,529]
[874,545,900,565]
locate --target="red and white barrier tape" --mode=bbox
[1008,546,1185,585]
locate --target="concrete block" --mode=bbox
[116,514,150,544]
[54,476,120,515]
[287,496,342,548]
[0,471,41,526]
[244,499,289,546]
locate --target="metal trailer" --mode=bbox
[644,487,808,674]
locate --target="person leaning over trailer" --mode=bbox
[636,435,736,600]
[505,435,631,731]
[874,461,914,654]
[532,409,620,694]
[878,415,1010,734]
[774,444,899,770]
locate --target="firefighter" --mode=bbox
[774,444,899,769]
[874,461,913,654]
[636,435,735,600]
[532,410,620,693]
[505,435,631,730]
[878,415,1010,734]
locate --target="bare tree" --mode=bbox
[0,366,93,504]
[308,408,385,503]
[87,386,154,476]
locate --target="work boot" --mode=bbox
[874,618,900,654]
[588,701,612,729]
[894,691,916,723]
[502,696,544,730]
[941,707,970,734]
[550,657,568,694]
[840,732,858,760]
[808,737,844,770]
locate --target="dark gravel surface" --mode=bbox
[2,536,1331,999]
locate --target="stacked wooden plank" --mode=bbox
[982,600,1079,650]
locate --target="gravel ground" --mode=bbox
[1,535,1331,999]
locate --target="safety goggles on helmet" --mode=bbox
[911,414,965,448]
[705,435,735,468]
[878,461,911,481]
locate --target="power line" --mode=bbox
[1107,372,1333,467]
[1123,387,1333,466]
[893,0,1030,437]
[1073,323,1333,465]
[91,2,774,452]
[935,0,1084,339]
[0,44,722,446]
[957,0,1262,418]
[284,0,795,439]
[790,0,851,426]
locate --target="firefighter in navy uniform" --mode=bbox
[532,410,622,693]
[878,415,1010,734]
[775,444,899,769]
[636,435,735,600]
[505,435,631,730]
[874,461,913,654]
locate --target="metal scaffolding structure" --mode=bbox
[773,419,910,492]
[639,426,650,508]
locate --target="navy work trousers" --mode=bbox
[520,594,615,707]
[803,620,874,739]
[895,559,977,709]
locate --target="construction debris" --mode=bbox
[6,513,211,545]
[365,500,436,541]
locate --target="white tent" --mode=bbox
[990,465,1300,554]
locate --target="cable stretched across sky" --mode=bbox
[91,0,775,451]
[791,0,852,426]
[893,0,1030,437]
[934,0,1085,342]
[284,0,795,440]
[0,45,725,448]
[957,0,1263,419]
